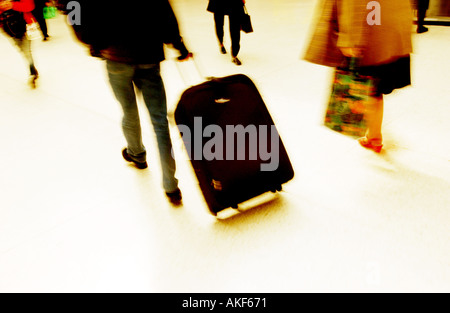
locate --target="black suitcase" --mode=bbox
[175,74,294,215]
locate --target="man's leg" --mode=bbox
[13,37,38,87]
[417,0,429,33]
[135,64,178,193]
[13,37,37,74]
[214,13,225,46]
[106,60,147,164]
[229,13,241,58]
[33,2,49,39]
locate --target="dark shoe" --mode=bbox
[122,148,148,169]
[220,45,227,54]
[30,65,38,76]
[232,57,242,66]
[417,26,429,34]
[166,188,182,205]
[28,70,38,89]
[43,36,50,42]
[358,137,383,153]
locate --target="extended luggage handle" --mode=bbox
[169,55,229,126]
[175,55,231,104]
[209,78,231,104]
[175,53,208,86]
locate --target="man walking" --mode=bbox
[69,0,191,204]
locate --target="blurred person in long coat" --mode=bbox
[207,0,245,66]
[304,0,413,153]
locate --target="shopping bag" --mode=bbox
[0,10,27,39]
[324,58,377,138]
[43,6,57,20]
[241,5,253,33]
[26,21,42,40]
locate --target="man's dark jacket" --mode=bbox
[207,0,244,15]
[67,0,189,64]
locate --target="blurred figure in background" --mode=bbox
[416,0,430,33]
[67,0,191,204]
[304,0,413,153]
[207,0,246,66]
[32,0,49,40]
[0,0,39,88]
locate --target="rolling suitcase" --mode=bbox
[174,74,294,215]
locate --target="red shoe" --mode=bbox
[358,137,383,153]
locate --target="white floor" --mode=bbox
[0,0,449,293]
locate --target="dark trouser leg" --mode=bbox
[229,14,241,57]
[33,6,49,38]
[135,64,178,193]
[214,13,225,45]
[106,61,147,163]
[418,9,426,28]
[417,0,429,31]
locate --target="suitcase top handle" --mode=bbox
[203,78,231,105]
[215,98,231,104]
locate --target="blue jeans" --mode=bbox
[13,37,37,75]
[107,60,178,192]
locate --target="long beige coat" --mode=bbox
[304,0,413,67]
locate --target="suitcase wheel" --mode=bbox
[270,185,283,193]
